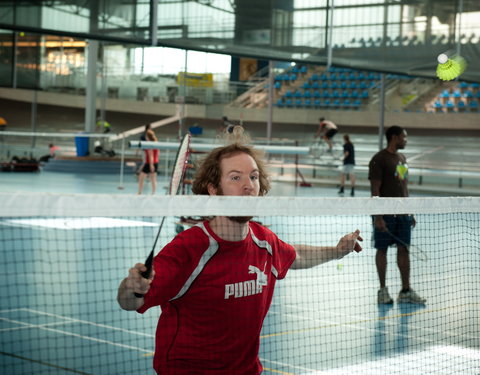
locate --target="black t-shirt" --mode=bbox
[368,149,409,197]
[343,143,355,165]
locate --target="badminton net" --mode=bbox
[0,193,479,375]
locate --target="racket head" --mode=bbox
[409,244,428,261]
[386,229,428,261]
[169,133,191,195]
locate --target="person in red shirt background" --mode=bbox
[118,127,363,374]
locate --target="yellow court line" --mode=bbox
[261,302,479,339]
[263,368,295,375]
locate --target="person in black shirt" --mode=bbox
[338,134,355,196]
[368,125,426,305]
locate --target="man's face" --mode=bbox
[209,152,260,197]
[395,130,408,150]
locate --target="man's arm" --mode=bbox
[117,263,153,311]
[291,230,362,269]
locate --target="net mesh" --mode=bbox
[1,193,479,375]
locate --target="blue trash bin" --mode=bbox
[75,133,89,156]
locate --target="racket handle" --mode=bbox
[134,251,154,298]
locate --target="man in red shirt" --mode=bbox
[118,131,362,374]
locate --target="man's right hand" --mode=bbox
[374,215,387,231]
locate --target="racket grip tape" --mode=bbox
[134,251,154,298]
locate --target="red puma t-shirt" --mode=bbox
[137,220,296,374]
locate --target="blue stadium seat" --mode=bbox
[469,100,478,111]
[341,90,349,98]
[332,90,340,98]
[284,90,293,98]
[321,82,329,89]
[299,66,307,74]
[464,90,474,98]
[294,90,302,98]
[352,99,361,109]
[312,81,320,89]
[322,91,331,98]
[340,82,348,89]
[458,81,469,89]
[330,82,339,89]
[433,100,443,111]
[291,66,299,74]
[311,73,319,81]
[440,90,450,98]
[303,82,311,89]
[359,82,368,89]
[457,100,466,111]
[289,73,297,82]
[314,99,321,107]
[276,98,284,107]
[324,99,331,107]
[361,90,369,99]
[285,98,293,107]
[349,81,358,89]
[304,98,312,107]
[445,100,455,111]
[350,90,360,99]
[295,98,303,107]
[313,90,321,98]
[452,90,462,99]
[303,90,312,98]
[274,81,282,90]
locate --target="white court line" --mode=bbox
[267,302,479,345]
[21,308,154,337]
[0,307,153,354]
[260,357,323,374]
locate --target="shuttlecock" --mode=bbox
[436,53,467,81]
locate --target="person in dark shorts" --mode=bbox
[338,134,355,196]
[369,125,426,305]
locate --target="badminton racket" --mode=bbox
[385,229,428,262]
[134,133,191,297]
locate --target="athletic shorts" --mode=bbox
[142,163,158,174]
[373,215,413,250]
[325,129,338,139]
[342,164,355,174]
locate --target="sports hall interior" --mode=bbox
[1,2,480,375]
[1,0,480,197]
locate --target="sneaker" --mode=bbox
[378,287,393,304]
[397,289,426,304]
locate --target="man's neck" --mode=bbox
[385,144,398,154]
[209,216,250,241]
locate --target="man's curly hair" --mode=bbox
[191,143,270,196]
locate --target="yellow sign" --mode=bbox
[177,72,213,87]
